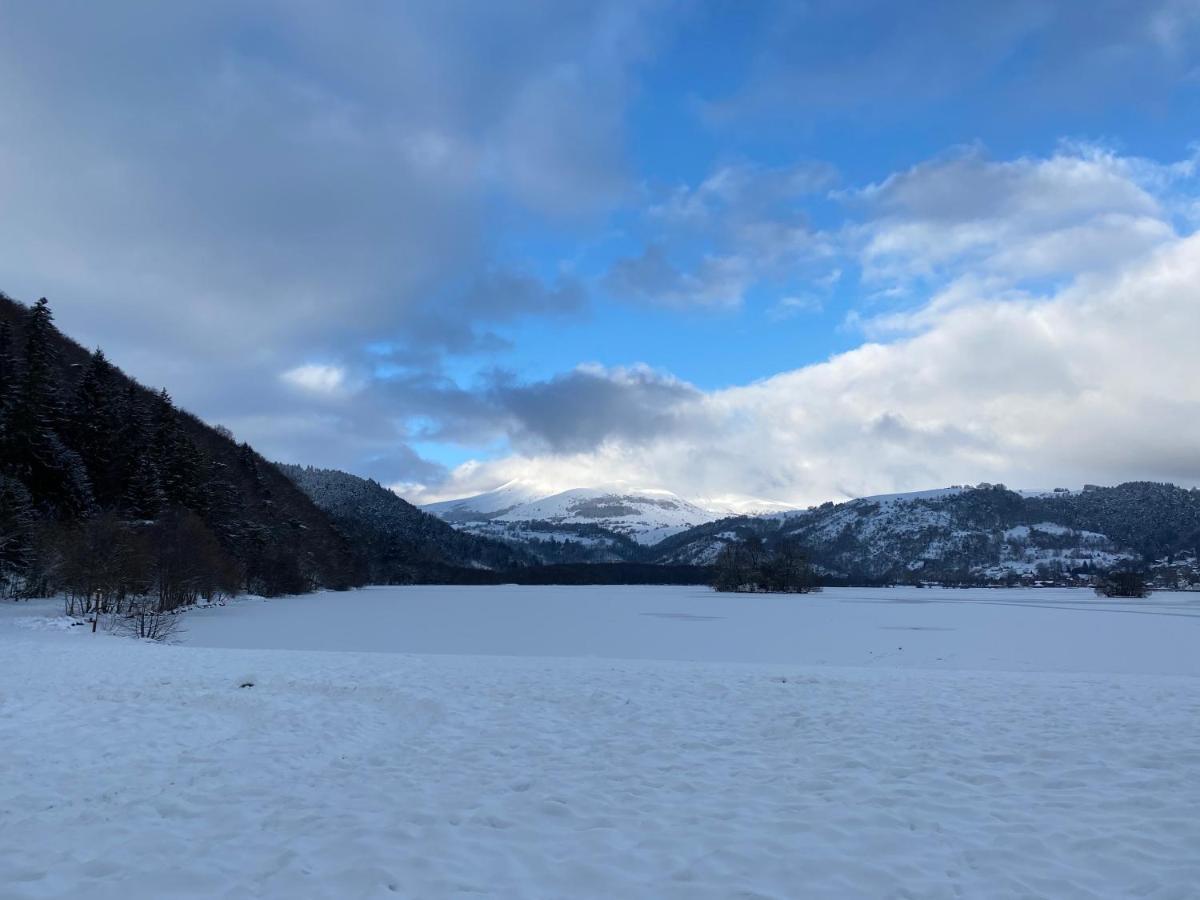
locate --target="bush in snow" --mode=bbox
[104,597,185,642]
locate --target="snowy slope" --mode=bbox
[653,482,1200,584]
[766,486,968,520]
[425,483,722,548]
[4,588,1200,899]
[421,480,546,523]
[493,486,719,544]
[859,486,969,505]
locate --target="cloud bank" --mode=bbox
[415,146,1200,506]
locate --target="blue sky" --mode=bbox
[2,2,1199,505]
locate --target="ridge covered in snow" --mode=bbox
[653,481,1200,587]
[420,480,1200,586]
[423,482,723,549]
[421,480,548,523]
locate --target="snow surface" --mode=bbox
[4,586,1200,899]
[180,585,1200,675]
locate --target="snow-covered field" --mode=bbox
[4,586,1200,899]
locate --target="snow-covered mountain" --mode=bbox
[651,482,1200,587]
[423,482,723,557]
[495,486,720,544]
[422,479,1200,585]
[422,480,546,523]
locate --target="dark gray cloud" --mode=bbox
[459,271,588,321]
[0,1,663,481]
[356,447,448,487]
[485,366,704,453]
[353,364,703,456]
[385,272,589,366]
[0,2,646,344]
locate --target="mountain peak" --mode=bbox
[423,483,723,547]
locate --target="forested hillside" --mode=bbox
[0,293,362,602]
[1026,483,1200,559]
[279,464,533,582]
[653,483,1200,588]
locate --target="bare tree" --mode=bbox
[147,508,239,612]
[59,513,152,617]
[104,596,185,642]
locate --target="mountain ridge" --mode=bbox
[652,482,1200,588]
[420,478,1200,587]
[279,464,534,581]
[422,482,723,559]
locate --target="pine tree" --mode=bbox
[150,389,202,509]
[8,299,93,515]
[124,458,165,519]
[0,320,15,408]
[0,474,35,596]
[18,298,64,430]
[0,321,17,474]
[69,349,124,506]
[120,386,165,518]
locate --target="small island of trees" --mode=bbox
[1094,570,1150,598]
[712,536,820,593]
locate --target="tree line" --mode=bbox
[0,295,362,616]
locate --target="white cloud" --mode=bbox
[852,145,1184,286]
[281,363,347,395]
[407,144,1200,507]
[411,229,1200,507]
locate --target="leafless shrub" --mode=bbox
[104,597,186,642]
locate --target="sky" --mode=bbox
[2,1,1199,508]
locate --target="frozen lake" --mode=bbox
[182,584,1200,675]
[6,586,1200,898]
